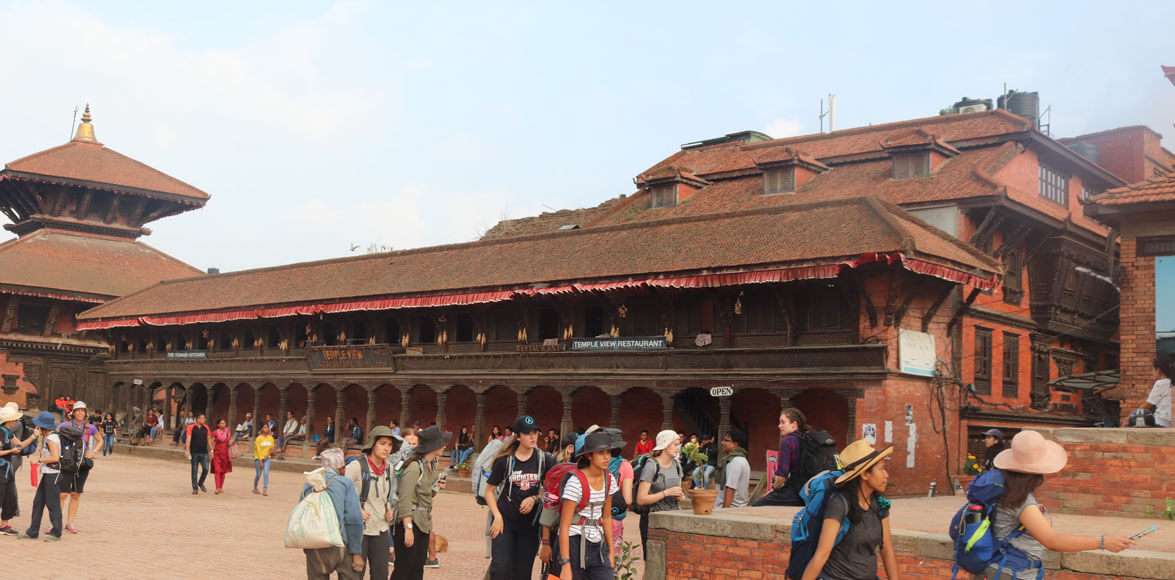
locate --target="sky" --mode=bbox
[1,0,1173,272]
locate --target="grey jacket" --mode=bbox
[395,459,440,534]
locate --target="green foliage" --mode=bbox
[1165,498,1175,521]
[615,540,641,580]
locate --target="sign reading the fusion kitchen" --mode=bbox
[569,336,668,352]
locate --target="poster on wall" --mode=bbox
[862,423,877,445]
[899,329,937,377]
[765,450,779,480]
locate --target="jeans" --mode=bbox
[254,458,271,490]
[391,521,429,580]
[103,434,115,456]
[190,453,210,490]
[569,537,614,580]
[752,485,802,507]
[490,522,542,580]
[454,447,474,467]
[0,469,17,521]
[361,530,391,580]
[305,546,362,580]
[26,471,62,538]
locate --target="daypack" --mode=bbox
[345,454,394,505]
[566,468,615,568]
[785,470,854,579]
[473,439,506,506]
[285,468,344,549]
[631,455,681,515]
[57,424,85,474]
[792,431,838,491]
[608,456,629,520]
[949,469,1043,580]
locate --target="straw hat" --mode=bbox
[834,439,894,486]
[993,430,1067,475]
[0,404,21,424]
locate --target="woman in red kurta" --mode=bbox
[211,419,233,494]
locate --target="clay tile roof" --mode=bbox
[635,165,708,186]
[1089,174,1175,207]
[78,197,997,322]
[4,140,209,202]
[481,195,634,240]
[1164,65,1175,86]
[751,147,830,170]
[0,229,202,300]
[880,128,961,155]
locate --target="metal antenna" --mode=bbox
[819,98,827,133]
[70,105,79,139]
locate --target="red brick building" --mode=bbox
[0,108,206,410]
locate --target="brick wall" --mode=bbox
[1034,427,1175,519]
[1117,235,1157,417]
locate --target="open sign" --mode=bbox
[709,386,734,397]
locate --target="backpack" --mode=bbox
[566,468,615,568]
[473,439,506,506]
[785,470,851,578]
[631,454,681,515]
[285,468,344,549]
[608,456,629,520]
[57,424,85,474]
[948,469,1043,579]
[792,431,838,491]
[345,454,393,505]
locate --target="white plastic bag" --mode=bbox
[284,468,344,549]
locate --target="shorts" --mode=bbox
[59,469,89,494]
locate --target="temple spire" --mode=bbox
[72,104,97,143]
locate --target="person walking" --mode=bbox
[634,430,683,561]
[344,425,397,580]
[303,446,366,580]
[211,418,234,494]
[253,422,275,496]
[100,413,117,456]
[19,412,63,542]
[556,429,621,580]
[981,429,1008,471]
[486,415,556,580]
[0,404,33,536]
[800,438,899,580]
[714,430,752,510]
[185,414,213,494]
[753,407,808,507]
[979,430,1134,579]
[58,401,101,535]
[392,426,451,580]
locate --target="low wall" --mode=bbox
[1036,428,1175,519]
[645,506,1175,580]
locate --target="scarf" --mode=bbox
[367,456,387,477]
[714,446,747,488]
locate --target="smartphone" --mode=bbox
[1130,525,1159,540]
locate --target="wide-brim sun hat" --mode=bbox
[600,427,627,451]
[652,429,678,452]
[32,411,57,430]
[576,430,615,458]
[363,425,401,451]
[834,438,895,486]
[414,426,453,456]
[0,405,21,423]
[993,430,1067,475]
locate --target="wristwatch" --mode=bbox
[557,557,571,567]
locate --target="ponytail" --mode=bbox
[782,407,809,433]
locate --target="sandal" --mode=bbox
[65,525,79,534]
[263,489,268,496]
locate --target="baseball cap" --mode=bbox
[511,415,539,434]
[652,429,679,452]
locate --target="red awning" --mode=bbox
[75,252,995,331]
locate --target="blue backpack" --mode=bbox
[785,470,853,579]
[949,469,1043,579]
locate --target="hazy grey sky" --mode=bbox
[1,0,1172,272]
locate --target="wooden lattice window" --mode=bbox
[1002,251,1023,305]
[763,167,796,194]
[893,152,930,179]
[1002,333,1021,398]
[650,183,677,208]
[1039,164,1068,206]
[974,327,993,395]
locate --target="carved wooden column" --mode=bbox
[777,390,793,411]
[303,386,315,455]
[277,386,289,443]
[399,388,411,429]
[227,385,239,428]
[517,390,528,417]
[474,392,487,451]
[365,386,377,436]
[436,390,447,431]
[609,392,622,429]
[163,385,173,432]
[252,385,261,433]
[334,386,346,445]
[559,389,573,442]
[717,395,732,439]
[659,390,676,431]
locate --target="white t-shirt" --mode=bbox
[561,473,619,543]
[1147,378,1172,427]
[715,456,751,509]
[39,433,61,475]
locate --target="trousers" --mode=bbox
[569,538,614,580]
[490,522,541,580]
[26,472,62,538]
[305,546,362,580]
[190,453,210,490]
[361,529,391,580]
[391,521,430,580]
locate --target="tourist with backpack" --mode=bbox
[714,430,751,509]
[19,411,63,541]
[950,430,1133,579]
[634,429,683,561]
[556,429,621,580]
[605,429,633,561]
[298,446,366,579]
[0,403,35,536]
[343,425,398,579]
[796,438,898,580]
[486,415,556,580]
[754,408,836,507]
[392,426,451,580]
[57,400,100,534]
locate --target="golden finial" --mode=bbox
[73,104,97,143]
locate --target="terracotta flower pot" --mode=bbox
[688,488,719,515]
[457,467,472,478]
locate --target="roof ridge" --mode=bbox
[738,110,1029,153]
[871,197,1001,269]
[98,144,211,200]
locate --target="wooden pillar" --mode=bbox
[164,385,173,432]
[436,390,447,431]
[228,385,239,428]
[399,388,411,429]
[559,389,573,442]
[717,395,732,439]
[609,392,622,429]
[777,390,793,411]
[334,387,346,445]
[365,387,377,437]
[474,392,487,451]
[660,390,675,431]
[252,385,261,432]
[517,390,528,417]
[277,386,289,442]
[303,386,315,456]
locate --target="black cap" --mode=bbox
[512,415,539,434]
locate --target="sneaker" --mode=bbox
[199,485,208,493]
[192,489,199,495]
[424,559,440,568]
[16,532,36,540]
[43,534,61,542]
[0,526,18,536]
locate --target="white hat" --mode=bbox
[0,404,21,423]
[653,429,679,452]
[72,401,87,411]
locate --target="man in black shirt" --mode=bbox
[184,414,213,495]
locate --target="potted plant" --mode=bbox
[681,442,718,515]
[456,457,472,478]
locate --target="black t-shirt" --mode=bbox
[819,493,887,580]
[102,420,116,435]
[486,449,554,529]
[189,425,210,454]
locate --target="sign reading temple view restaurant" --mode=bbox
[569,336,668,351]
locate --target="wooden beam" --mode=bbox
[75,191,93,219]
[922,281,955,332]
[968,208,999,246]
[947,287,982,332]
[104,194,121,224]
[891,280,921,327]
[994,223,1032,258]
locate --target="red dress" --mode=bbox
[211,428,233,474]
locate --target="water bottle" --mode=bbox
[964,504,984,525]
[927,481,937,498]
